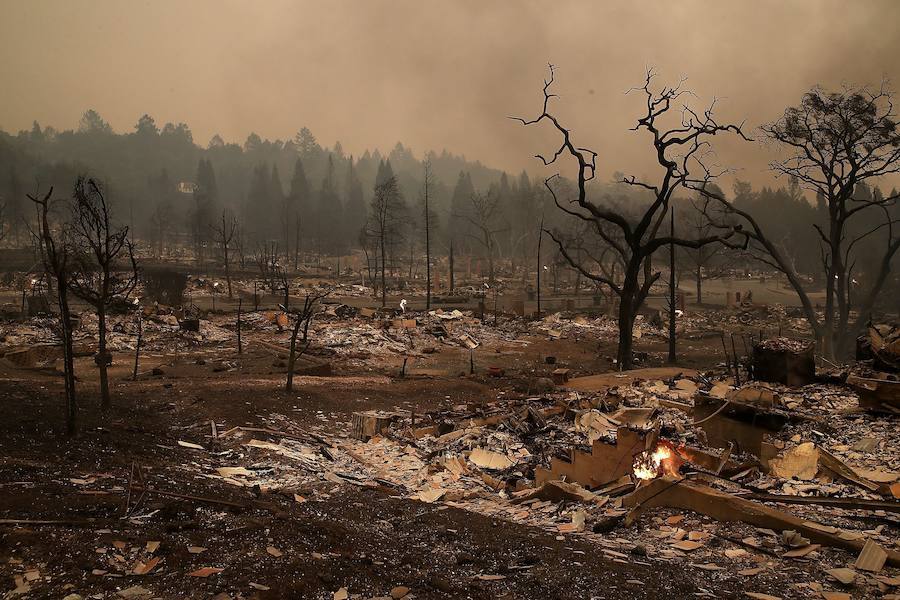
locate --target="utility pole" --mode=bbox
[449,237,455,292]
[668,206,676,363]
[133,307,142,381]
[536,214,544,319]
[424,161,432,311]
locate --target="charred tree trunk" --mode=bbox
[616,287,635,370]
[57,280,77,435]
[29,187,78,435]
[380,235,387,308]
[285,317,306,393]
[285,294,322,392]
[615,256,656,371]
[223,243,232,299]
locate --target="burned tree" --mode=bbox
[235,222,247,269]
[285,290,329,392]
[462,190,506,283]
[559,218,627,311]
[679,191,732,305]
[365,176,406,307]
[254,241,282,295]
[706,84,900,359]
[515,67,747,368]
[67,177,139,410]
[359,227,377,292]
[214,208,238,298]
[252,240,291,308]
[190,159,217,264]
[27,187,78,435]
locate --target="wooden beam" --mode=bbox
[744,492,900,514]
[818,448,880,493]
[622,477,900,566]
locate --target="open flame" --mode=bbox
[633,442,676,480]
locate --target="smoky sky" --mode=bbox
[2,0,900,189]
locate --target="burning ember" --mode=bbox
[632,441,678,480]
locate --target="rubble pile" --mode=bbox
[528,312,620,340]
[0,317,59,347]
[677,304,812,336]
[150,368,900,598]
[2,271,900,597]
[305,309,529,362]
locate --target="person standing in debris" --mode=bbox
[400,298,407,313]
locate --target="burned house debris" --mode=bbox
[3,273,899,598]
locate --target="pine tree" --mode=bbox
[149,168,174,257]
[375,159,396,187]
[513,170,536,274]
[5,167,23,246]
[135,114,159,136]
[269,164,285,255]
[496,172,512,254]
[79,109,113,134]
[270,164,284,205]
[192,159,217,261]
[205,159,218,204]
[246,164,272,242]
[317,154,343,254]
[295,127,319,156]
[287,158,310,267]
[450,171,475,253]
[344,157,367,249]
[366,175,407,306]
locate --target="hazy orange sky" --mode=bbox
[2,0,900,188]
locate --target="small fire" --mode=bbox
[633,442,676,480]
